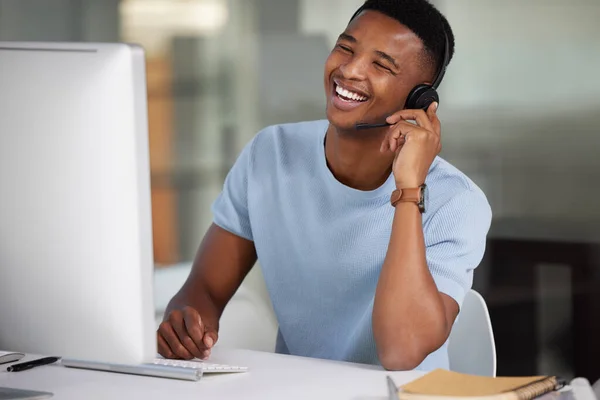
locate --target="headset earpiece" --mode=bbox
[404,84,439,111]
[404,30,450,111]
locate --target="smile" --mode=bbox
[335,83,368,102]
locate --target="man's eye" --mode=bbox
[337,45,353,53]
[375,62,392,72]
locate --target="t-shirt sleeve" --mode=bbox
[425,188,492,308]
[210,137,255,241]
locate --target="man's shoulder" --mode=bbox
[254,119,328,144]
[248,119,328,164]
[428,157,482,192]
[426,157,491,218]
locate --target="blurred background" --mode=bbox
[1,0,599,383]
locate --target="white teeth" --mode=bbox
[335,84,367,102]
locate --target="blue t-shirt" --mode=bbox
[211,119,492,370]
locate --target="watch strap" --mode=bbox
[390,187,421,207]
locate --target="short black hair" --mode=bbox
[349,0,455,77]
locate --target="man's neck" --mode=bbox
[324,124,395,191]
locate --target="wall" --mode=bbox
[435,0,600,227]
[0,0,119,42]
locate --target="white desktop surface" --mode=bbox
[0,347,424,400]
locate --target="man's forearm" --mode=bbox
[372,202,449,370]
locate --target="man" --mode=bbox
[157,0,491,371]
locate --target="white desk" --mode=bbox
[0,348,424,400]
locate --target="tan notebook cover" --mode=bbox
[397,369,559,400]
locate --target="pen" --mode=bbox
[7,356,60,372]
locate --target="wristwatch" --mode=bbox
[390,184,427,213]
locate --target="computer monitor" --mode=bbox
[0,42,156,366]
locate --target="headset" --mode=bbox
[404,30,450,111]
[354,29,451,130]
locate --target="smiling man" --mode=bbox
[157,0,492,371]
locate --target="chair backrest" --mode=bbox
[448,289,497,376]
[592,378,600,399]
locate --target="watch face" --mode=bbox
[419,184,428,213]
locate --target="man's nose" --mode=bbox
[339,56,368,81]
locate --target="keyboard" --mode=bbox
[151,358,248,374]
[62,356,248,381]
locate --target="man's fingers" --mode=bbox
[380,132,391,153]
[203,329,218,349]
[199,330,218,360]
[382,121,417,153]
[182,306,208,351]
[427,101,438,117]
[427,102,441,136]
[170,311,203,359]
[157,331,176,359]
[389,133,406,153]
[158,320,194,360]
[386,107,435,131]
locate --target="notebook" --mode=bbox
[0,351,25,365]
[390,369,564,400]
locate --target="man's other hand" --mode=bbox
[157,306,218,360]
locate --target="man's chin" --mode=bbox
[326,110,362,132]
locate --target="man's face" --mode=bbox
[324,10,433,131]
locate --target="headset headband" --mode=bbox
[349,7,450,90]
[431,30,450,90]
